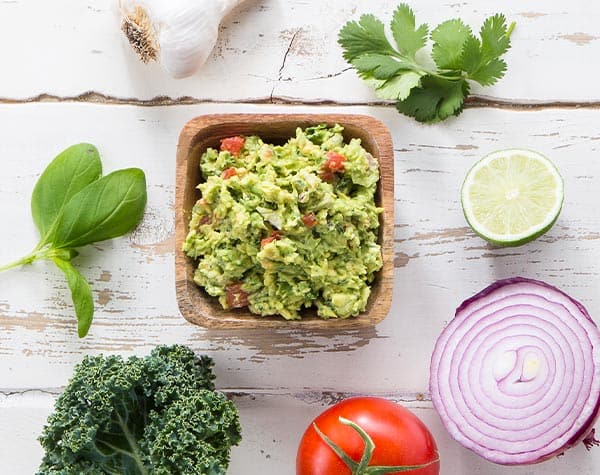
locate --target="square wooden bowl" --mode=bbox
[175,113,394,329]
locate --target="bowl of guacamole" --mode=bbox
[175,114,394,329]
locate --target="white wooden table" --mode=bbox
[1,1,599,473]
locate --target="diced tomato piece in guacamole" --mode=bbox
[301,213,318,227]
[225,283,249,308]
[261,230,282,248]
[221,167,238,179]
[324,151,346,172]
[220,136,245,155]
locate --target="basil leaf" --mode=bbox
[32,144,102,240]
[52,168,147,249]
[53,257,94,338]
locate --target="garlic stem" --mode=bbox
[120,5,159,64]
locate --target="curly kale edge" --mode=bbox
[37,345,241,475]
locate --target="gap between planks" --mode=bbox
[0,388,432,404]
[2,92,600,110]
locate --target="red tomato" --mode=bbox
[197,214,211,227]
[221,167,238,179]
[320,151,346,182]
[319,168,336,183]
[225,283,249,308]
[324,151,346,172]
[261,230,282,248]
[220,136,245,155]
[296,397,439,475]
[301,213,318,227]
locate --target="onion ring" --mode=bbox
[430,277,600,464]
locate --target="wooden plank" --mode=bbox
[1,102,600,397]
[0,1,599,103]
[1,391,598,474]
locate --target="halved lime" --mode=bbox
[461,149,564,246]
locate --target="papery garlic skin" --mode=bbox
[119,0,245,78]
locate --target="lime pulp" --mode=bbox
[461,149,564,246]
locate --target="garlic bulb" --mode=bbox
[119,0,246,78]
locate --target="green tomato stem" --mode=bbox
[312,422,359,471]
[339,417,375,472]
[314,416,439,475]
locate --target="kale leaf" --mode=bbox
[37,345,241,475]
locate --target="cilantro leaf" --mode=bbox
[390,3,428,59]
[431,19,472,70]
[338,15,395,62]
[351,54,410,80]
[396,76,469,122]
[469,58,507,86]
[480,13,512,61]
[438,79,470,119]
[375,71,423,100]
[460,34,483,75]
[461,16,512,86]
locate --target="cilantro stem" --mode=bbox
[387,51,429,75]
[507,21,516,38]
[387,51,464,82]
[434,72,464,81]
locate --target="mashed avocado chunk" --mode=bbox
[183,124,383,320]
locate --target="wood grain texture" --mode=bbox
[0,102,599,395]
[2,1,600,473]
[175,113,394,328]
[0,0,599,103]
[0,103,600,389]
[1,103,600,474]
[2,391,599,475]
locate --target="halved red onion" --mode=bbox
[430,277,600,465]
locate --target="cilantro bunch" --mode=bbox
[338,3,515,123]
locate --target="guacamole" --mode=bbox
[183,124,383,320]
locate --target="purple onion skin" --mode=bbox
[567,397,600,455]
[529,373,600,464]
[431,276,600,465]
[455,277,595,325]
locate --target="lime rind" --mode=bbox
[461,149,564,247]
